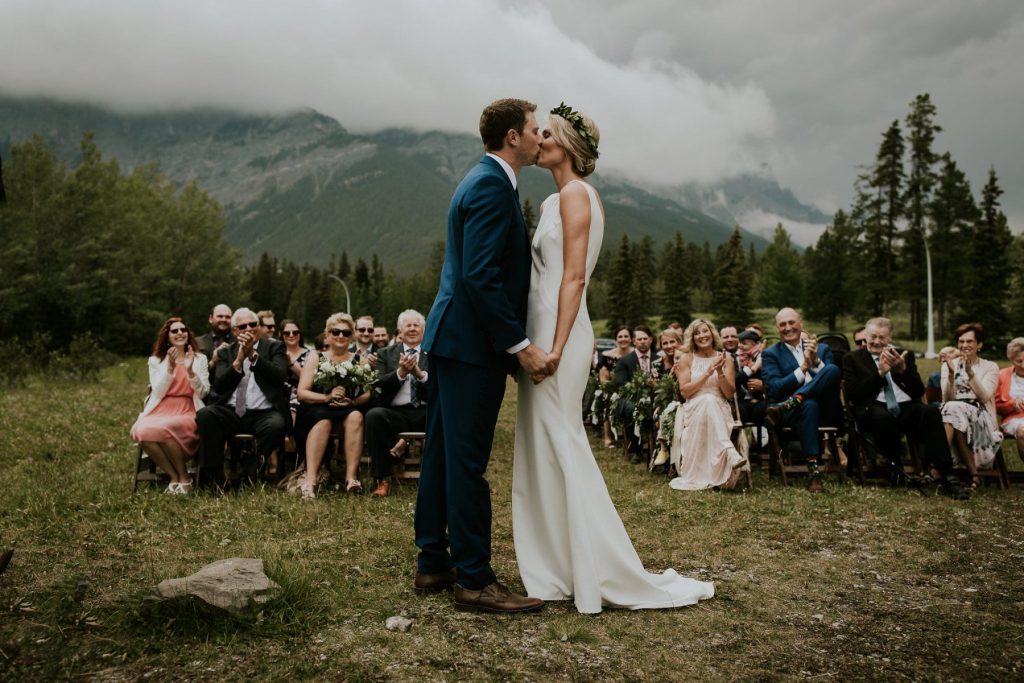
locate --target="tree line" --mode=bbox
[1,95,1016,364]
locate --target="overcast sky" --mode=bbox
[2,0,1021,240]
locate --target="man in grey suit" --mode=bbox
[366,310,430,498]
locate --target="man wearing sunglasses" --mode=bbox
[196,307,289,490]
[257,309,277,341]
[350,315,377,360]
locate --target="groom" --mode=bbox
[414,98,554,614]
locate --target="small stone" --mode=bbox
[386,616,413,632]
[811,614,824,621]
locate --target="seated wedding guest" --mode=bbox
[720,326,740,358]
[296,313,371,498]
[736,329,766,426]
[852,326,867,349]
[762,307,842,493]
[195,304,234,372]
[668,319,747,490]
[996,337,1024,465]
[314,333,330,352]
[256,310,277,340]
[843,317,967,498]
[196,308,289,490]
[941,323,1002,490]
[350,315,377,359]
[372,325,391,350]
[281,319,310,410]
[365,310,430,498]
[658,328,684,377]
[598,326,633,447]
[131,317,210,494]
[928,346,957,405]
[744,323,765,339]
[615,325,657,463]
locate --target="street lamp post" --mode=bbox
[920,228,936,359]
[327,274,351,314]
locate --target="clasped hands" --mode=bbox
[878,346,908,376]
[518,344,560,385]
[397,352,425,381]
[328,385,352,407]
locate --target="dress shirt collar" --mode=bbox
[485,153,517,190]
[403,345,421,354]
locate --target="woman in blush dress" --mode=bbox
[668,319,748,491]
[512,103,714,614]
[131,317,210,494]
[941,322,1002,489]
[996,337,1024,463]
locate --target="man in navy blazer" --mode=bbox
[762,307,842,492]
[414,98,552,614]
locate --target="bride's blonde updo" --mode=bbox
[548,105,600,178]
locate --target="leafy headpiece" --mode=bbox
[550,102,599,158]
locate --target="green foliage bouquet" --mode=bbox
[590,379,617,426]
[620,369,656,438]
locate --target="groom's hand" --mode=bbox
[516,344,551,379]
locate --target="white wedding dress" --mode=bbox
[512,181,716,614]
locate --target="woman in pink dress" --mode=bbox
[131,317,210,494]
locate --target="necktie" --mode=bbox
[640,354,649,373]
[234,362,250,417]
[874,355,900,417]
[406,348,421,407]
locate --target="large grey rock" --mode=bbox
[147,558,280,614]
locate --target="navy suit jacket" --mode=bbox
[423,155,530,372]
[762,340,835,403]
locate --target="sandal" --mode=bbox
[346,479,364,494]
[300,481,316,500]
[969,476,982,491]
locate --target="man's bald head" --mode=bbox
[775,307,804,344]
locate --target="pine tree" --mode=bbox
[929,153,978,332]
[658,232,691,325]
[711,228,751,326]
[522,198,537,240]
[608,234,636,331]
[751,224,803,309]
[960,168,1012,337]
[803,210,860,330]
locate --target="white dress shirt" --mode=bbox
[872,355,912,404]
[227,343,273,412]
[786,341,824,385]
[392,345,428,407]
[485,152,530,356]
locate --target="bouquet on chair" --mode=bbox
[313,358,379,401]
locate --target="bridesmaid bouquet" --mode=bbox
[590,380,617,426]
[313,358,379,399]
[621,370,656,438]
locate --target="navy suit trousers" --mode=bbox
[775,364,841,457]
[414,354,507,590]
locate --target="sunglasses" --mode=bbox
[236,321,259,330]
[282,330,300,337]
[262,323,276,330]
[855,339,867,346]
[356,327,373,333]
[329,328,353,338]
[169,327,188,334]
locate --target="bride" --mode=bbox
[511,104,715,614]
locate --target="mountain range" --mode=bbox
[0,95,829,269]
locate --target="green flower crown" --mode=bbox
[550,102,599,158]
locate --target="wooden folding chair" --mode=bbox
[768,424,846,486]
[393,431,425,483]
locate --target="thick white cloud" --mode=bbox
[0,0,775,185]
[2,0,1021,232]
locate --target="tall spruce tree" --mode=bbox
[929,153,978,332]
[658,232,691,325]
[803,210,860,329]
[607,234,635,331]
[751,224,803,309]
[960,168,1012,338]
[711,227,751,326]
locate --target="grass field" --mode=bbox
[1,359,1023,682]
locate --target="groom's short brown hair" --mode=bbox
[479,98,537,151]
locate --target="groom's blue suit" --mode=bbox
[416,155,530,590]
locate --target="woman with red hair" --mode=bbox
[130,317,210,493]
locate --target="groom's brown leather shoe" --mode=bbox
[414,569,456,594]
[453,582,544,614]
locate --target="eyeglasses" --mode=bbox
[262,323,276,330]
[169,327,188,334]
[356,327,373,333]
[282,330,300,337]
[329,328,353,338]
[855,339,867,346]
[236,321,259,330]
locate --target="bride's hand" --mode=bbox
[546,351,561,376]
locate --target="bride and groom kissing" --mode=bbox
[413,98,715,615]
